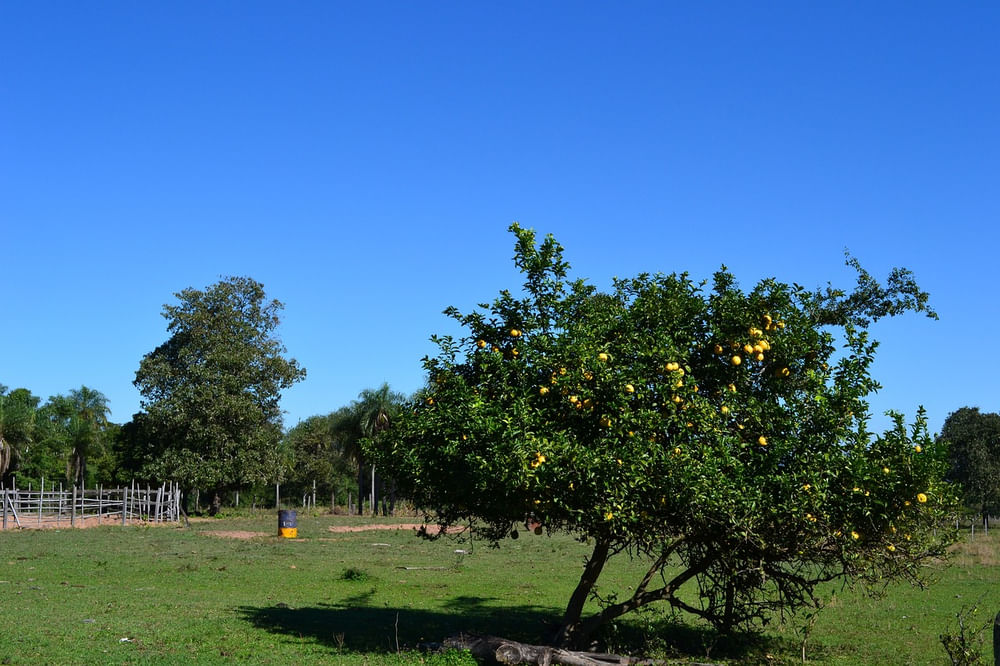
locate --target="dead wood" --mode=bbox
[443,633,722,666]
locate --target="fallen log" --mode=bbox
[443,633,722,666]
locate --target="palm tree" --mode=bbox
[65,387,110,488]
[0,387,40,481]
[330,384,406,515]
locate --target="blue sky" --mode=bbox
[2,2,996,435]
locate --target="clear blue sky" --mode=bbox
[2,2,997,435]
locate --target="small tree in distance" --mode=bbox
[939,407,1000,521]
[369,223,959,648]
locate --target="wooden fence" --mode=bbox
[1,481,181,529]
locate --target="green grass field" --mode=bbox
[1,513,997,664]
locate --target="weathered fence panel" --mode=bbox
[0,482,180,529]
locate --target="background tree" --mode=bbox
[65,386,110,487]
[133,276,306,515]
[327,384,407,515]
[370,224,958,649]
[939,407,1000,520]
[281,412,357,508]
[30,387,111,487]
[0,386,40,481]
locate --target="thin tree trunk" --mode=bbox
[209,490,222,516]
[553,539,612,648]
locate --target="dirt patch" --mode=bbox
[0,514,173,530]
[327,523,465,535]
[202,530,270,540]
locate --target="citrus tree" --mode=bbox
[369,224,958,648]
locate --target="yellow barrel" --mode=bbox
[278,510,298,538]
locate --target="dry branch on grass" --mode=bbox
[444,633,721,666]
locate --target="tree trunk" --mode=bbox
[553,539,612,648]
[209,490,222,516]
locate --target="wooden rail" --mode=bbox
[1,481,180,529]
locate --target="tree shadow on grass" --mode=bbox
[238,598,809,663]
[592,612,828,664]
[237,597,559,654]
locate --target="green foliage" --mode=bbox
[940,600,994,666]
[327,383,408,515]
[0,386,39,478]
[132,276,306,507]
[341,567,371,582]
[939,407,1000,516]
[370,224,959,647]
[2,385,117,488]
[281,412,357,503]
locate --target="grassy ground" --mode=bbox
[0,513,997,664]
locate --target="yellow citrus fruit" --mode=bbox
[425,397,434,406]
[851,531,860,540]
[731,355,742,366]
[755,353,765,361]
[917,493,928,503]
[569,395,579,404]
[624,384,635,394]
[720,405,730,415]
[727,383,736,392]
[672,395,682,403]
[762,314,772,327]
[743,343,754,354]
[914,445,922,453]
[673,447,681,455]
[600,416,611,427]
[539,386,549,396]
[713,344,724,354]
[758,435,768,446]
[510,328,521,337]
[511,348,519,357]
[598,352,609,362]
[759,340,770,351]
[476,339,487,348]
[887,544,896,552]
